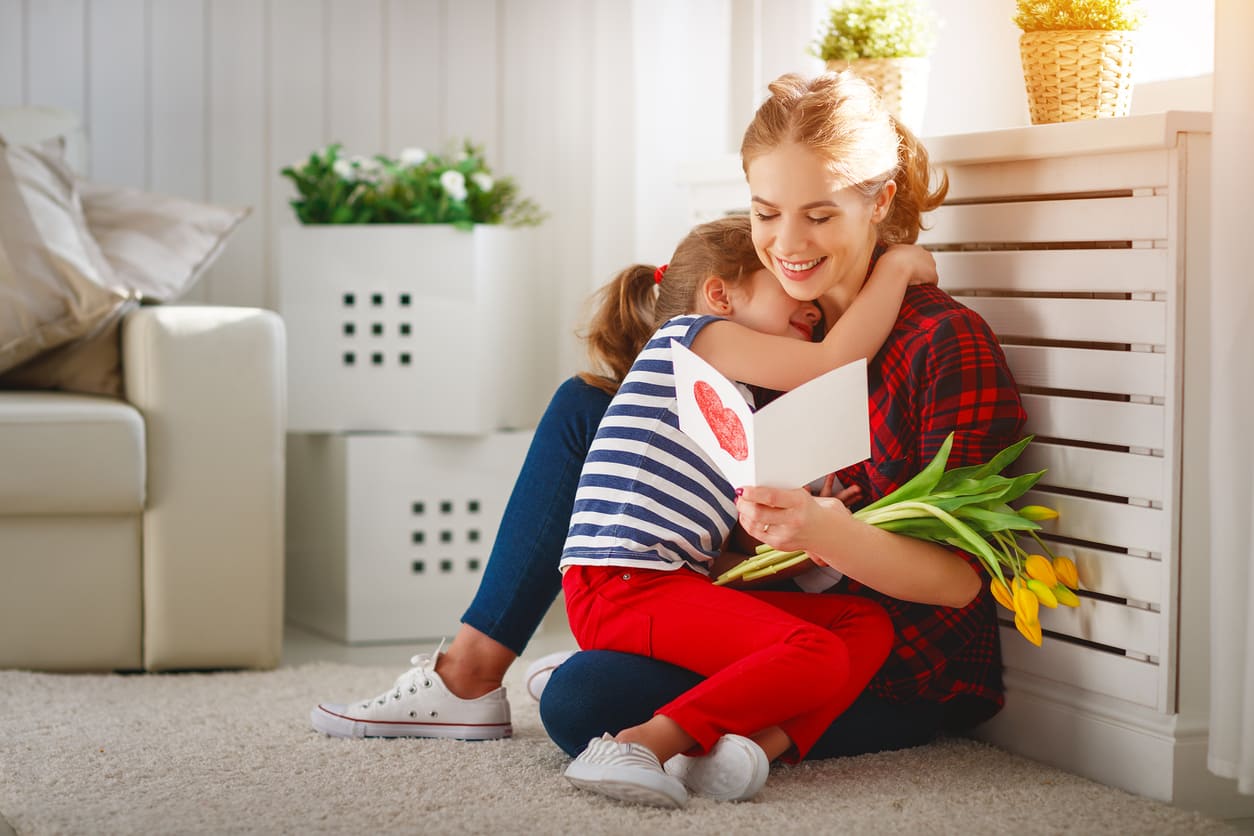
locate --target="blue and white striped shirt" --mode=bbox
[560,315,754,575]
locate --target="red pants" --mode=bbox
[562,564,893,760]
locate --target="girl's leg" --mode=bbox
[542,652,946,759]
[561,567,893,762]
[435,377,610,698]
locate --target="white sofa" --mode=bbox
[0,105,286,672]
[0,305,286,671]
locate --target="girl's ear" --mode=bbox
[871,180,897,223]
[699,276,734,315]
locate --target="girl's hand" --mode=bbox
[881,243,938,287]
[737,484,854,559]
[814,472,862,506]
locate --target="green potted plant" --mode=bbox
[276,141,554,436]
[809,0,939,133]
[280,141,544,228]
[1014,0,1145,124]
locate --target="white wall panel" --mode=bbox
[499,0,594,381]
[587,0,638,312]
[205,0,267,308]
[87,0,146,187]
[26,0,86,123]
[443,0,497,162]
[632,0,734,265]
[149,0,207,201]
[269,0,326,309]
[326,0,383,157]
[385,0,443,154]
[0,0,24,106]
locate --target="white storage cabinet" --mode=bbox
[285,430,534,644]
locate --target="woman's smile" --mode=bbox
[775,255,827,282]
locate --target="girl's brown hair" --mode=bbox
[740,71,948,244]
[578,216,763,395]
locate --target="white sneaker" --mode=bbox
[564,734,688,808]
[310,652,511,740]
[524,649,576,702]
[663,734,769,802]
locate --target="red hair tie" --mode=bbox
[653,264,668,285]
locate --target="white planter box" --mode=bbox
[278,224,555,435]
[284,430,534,644]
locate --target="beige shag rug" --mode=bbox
[0,660,1234,835]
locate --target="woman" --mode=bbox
[540,70,1025,758]
[312,70,1024,765]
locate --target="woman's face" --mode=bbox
[723,268,823,342]
[746,141,892,314]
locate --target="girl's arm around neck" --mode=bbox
[690,245,934,392]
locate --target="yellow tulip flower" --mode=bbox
[1013,583,1040,623]
[1053,555,1080,590]
[1025,554,1059,587]
[1053,584,1080,608]
[1014,612,1043,646]
[990,578,1015,612]
[1017,505,1059,521]
[1027,578,1059,608]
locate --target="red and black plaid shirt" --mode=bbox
[835,282,1026,726]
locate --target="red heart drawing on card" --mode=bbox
[693,380,749,461]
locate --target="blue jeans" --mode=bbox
[462,376,945,759]
[460,376,612,655]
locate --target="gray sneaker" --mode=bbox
[524,649,576,702]
[310,652,511,740]
[663,734,769,801]
[564,734,688,808]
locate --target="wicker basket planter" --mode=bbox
[1019,29,1135,124]
[827,57,930,134]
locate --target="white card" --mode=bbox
[671,339,870,489]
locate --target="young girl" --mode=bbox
[559,215,935,808]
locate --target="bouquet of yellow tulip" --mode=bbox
[714,432,1082,646]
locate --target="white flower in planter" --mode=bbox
[471,172,494,193]
[354,156,384,183]
[399,147,428,167]
[440,169,468,201]
[332,158,356,180]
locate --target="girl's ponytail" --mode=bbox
[578,265,659,396]
[578,216,762,395]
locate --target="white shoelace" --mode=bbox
[361,639,446,708]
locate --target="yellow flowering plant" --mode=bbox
[1013,0,1144,32]
[715,433,1082,646]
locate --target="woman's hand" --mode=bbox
[736,484,855,562]
[740,480,983,608]
[880,243,938,287]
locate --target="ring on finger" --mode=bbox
[762,523,771,534]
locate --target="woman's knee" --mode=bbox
[537,377,612,454]
[539,650,702,757]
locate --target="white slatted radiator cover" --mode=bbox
[919,163,1179,713]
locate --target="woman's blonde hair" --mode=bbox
[740,71,947,244]
[578,216,763,395]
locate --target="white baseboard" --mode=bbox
[974,673,1254,819]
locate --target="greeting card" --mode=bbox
[671,340,870,489]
